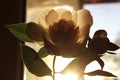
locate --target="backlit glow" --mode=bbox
[45,57,102,80]
[53,5,74,11]
[26,1,120,80]
[56,73,77,80]
[63,72,78,80]
[84,75,104,80]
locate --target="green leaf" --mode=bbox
[22,45,52,77]
[38,47,49,58]
[6,23,33,42]
[85,70,117,77]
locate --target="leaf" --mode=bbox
[107,51,117,54]
[108,42,119,51]
[26,22,45,41]
[95,57,104,70]
[22,45,52,77]
[61,49,106,77]
[38,47,49,58]
[85,70,117,77]
[84,49,105,70]
[6,23,33,42]
[43,35,59,55]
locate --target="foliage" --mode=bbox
[6,8,119,80]
[6,23,33,42]
[22,45,52,76]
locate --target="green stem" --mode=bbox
[52,55,56,80]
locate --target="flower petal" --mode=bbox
[78,24,91,45]
[77,9,93,45]
[77,9,93,27]
[46,9,59,26]
[61,10,72,21]
[72,11,78,24]
[55,8,67,18]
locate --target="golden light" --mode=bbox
[53,5,74,11]
[63,72,78,80]
[84,75,104,80]
[44,76,52,80]
[25,1,120,80]
[44,73,78,80]
[49,57,103,80]
[84,61,104,80]
[44,56,104,80]
[85,61,101,72]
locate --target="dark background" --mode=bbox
[0,0,25,80]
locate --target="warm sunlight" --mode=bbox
[55,73,78,80]
[53,5,74,11]
[44,73,78,80]
[56,59,103,80]
[63,73,78,80]
[84,61,103,80]
[84,75,104,80]
[26,1,120,80]
[44,56,103,80]
[45,72,104,80]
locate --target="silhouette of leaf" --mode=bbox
[61,50,99,75]
[95,57,104,70]
[22,45,52,77]
[6,23,33,42]
[107,51,117,54]
[108,42,119,51]
[38,47,49,58]
[26,22,45,41]
[85,70,117,77]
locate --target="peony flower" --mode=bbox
[27,8,93,57]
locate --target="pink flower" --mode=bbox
[27,9,93,57]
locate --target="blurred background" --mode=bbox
[26,0,120,80]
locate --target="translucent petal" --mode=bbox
[46,10,59,26]
[78,24,90,44]
[77,9,93,27]
[61,10,72,21]
[77,9,93,44]
[55,8,67,18]
[72,11,78,24]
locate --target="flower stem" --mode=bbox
[52,55,56,80]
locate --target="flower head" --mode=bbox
[27,8,93,57]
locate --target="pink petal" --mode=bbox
[61,10,72,21]
[72,11,78,25]
[77,9,93,44]
[77,9,93,27]
[46,10,59,26]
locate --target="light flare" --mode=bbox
[54,73,78,80]
[53,5,74,11]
